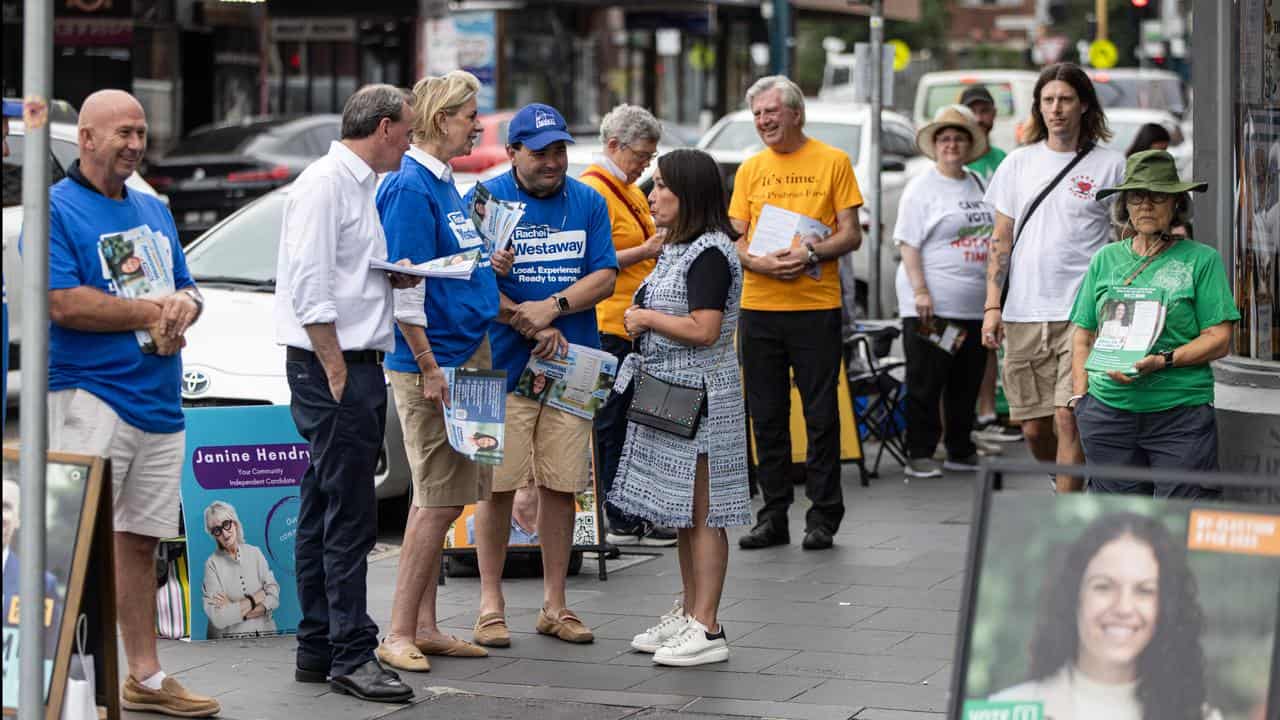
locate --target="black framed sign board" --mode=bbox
[2,449,119,720]
[951,460,1280,720]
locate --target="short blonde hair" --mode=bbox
[410,70,481,144]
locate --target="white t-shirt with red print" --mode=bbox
[985,141,1125,322]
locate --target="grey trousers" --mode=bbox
[1074,394,1220,499]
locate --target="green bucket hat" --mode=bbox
[1095,149,1208,201]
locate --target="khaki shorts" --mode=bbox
[492,393,591,494]
[47,388,184,538]
[1002,321,1075,422]
[388,338,494,508]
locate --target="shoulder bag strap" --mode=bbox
[966,169,986,194]
[582,170,655,238]
[1000,143,1094,306]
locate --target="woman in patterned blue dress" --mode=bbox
[609,149,750,667]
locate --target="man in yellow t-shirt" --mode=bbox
[579,104,677,548]
[729,76,864,552]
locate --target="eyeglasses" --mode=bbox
[209,519,235,537]
[1125,190,1172,205]
[623,145,656,164]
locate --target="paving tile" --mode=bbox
[467,657,663,691]
[803,548,922,568]
[793,679,949,713]
[383,694,639,720]
[628,668,822,701]
[408,654,519,681]
[187,686,398,720]
[572,593,724,617]
[931,573,967,591]
[881,633,958,660]
[825,585,961,612]
[853,710,945,720]
[857,608,960,635]
[718,598,881,628]
[720,577,849,602]
[609,645,799,674]
[922,663,953,693]
[902,551,968,570]
[412,679,694,709]
[762,652,946,684]
[681,698,861,720]
[475,634,636,664]
[794,565,958,588]
[734,624,911,654]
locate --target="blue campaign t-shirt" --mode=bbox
[463,172,616,392]
[33,173,193,433]
[377,153,499,372]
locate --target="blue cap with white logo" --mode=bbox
[1,100,20,119]
[506,103,574,151]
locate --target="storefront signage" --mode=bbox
[269,19,355,43]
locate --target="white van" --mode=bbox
[913,70,1039,151]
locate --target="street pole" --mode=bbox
[770,0,791,76]
[1096,0,1108,41]
[868,0,883,318]
[19,0,52,716]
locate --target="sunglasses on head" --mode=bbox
[1125,190,1172,205]
[209,519,235,537]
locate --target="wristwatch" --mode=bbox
[804,242,821,267]
[551,293,570,314]
[1067,394,1085,410]
[1160,349,1175,369]
[182,287,205,318]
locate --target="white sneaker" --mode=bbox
[631,611,689,653]
[652,619,729,667]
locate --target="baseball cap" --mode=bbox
[507,103,574,151]
[1,99,21,119]
[959,85,995,108]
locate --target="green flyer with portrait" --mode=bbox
[1084,286,1167,375]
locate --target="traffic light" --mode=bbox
[1131,0,1148,7]
[1130,0,1160,17]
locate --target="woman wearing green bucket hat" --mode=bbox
[1066,150,1240,496]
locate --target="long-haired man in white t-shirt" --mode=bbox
[980,63,1126,492]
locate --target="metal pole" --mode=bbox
[868,0,883,318]
[770,0,791,76]
[1212,0,1231,268]
[18,0,52,716]
[1096,0,1108,42]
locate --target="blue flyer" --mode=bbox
[441,368,507,465]
[180,405,305,641]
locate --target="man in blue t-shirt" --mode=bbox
[462,103,616,647]
[25,90,219,717]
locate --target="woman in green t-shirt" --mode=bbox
[1067,150,1240,497]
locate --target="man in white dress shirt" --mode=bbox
[275,84,419,704]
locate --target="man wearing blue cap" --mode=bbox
[463,103,617,647]
[1,99,17,439]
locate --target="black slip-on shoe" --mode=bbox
[328,659,413,703]
[738,523,790,550]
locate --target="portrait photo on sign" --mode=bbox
[1099,299,1135,338]
[957,493,1279,720]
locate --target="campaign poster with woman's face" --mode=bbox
[958,493,1279,720]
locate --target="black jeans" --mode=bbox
[1075,395,1221,498]
[593,332,642,530]
[901,317,987,460]
[286,352,386,677]
[740,308,845,535]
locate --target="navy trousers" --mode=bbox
[286,352,385,676]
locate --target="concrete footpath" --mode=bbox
[134,447,1045,720]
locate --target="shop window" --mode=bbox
[1231,2,1279,361]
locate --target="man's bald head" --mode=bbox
[77,89,147,195]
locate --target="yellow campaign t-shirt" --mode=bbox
[729,138,864,311]
[581,164,657,338]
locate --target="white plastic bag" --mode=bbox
[60,615,95,720]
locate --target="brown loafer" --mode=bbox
[535,607,594,644]
[473,612,511,648]
[415,634,489,657]
[375,638,431,672]
[121,675,221,717]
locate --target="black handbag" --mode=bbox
[626,370,705,439]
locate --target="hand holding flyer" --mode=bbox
[915,318,968,355]
[747,204,830,280]
[469,184,526,252]
[441,368,508,465]
[513,343,618,420]
[1084,287,1168,375]
[369,249,480,280]
[98,225,176,352]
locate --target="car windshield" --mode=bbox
[1092,77,1186,115]
[704,121,862,163]
[924,82,1017,119]
[169,123,280,156]
[185,190,285,285]
[2,134,73,207]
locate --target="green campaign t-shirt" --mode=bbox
[1069,238,1240,413]
[966,145,1007,184]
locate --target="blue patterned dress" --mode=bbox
[608,231,752,528]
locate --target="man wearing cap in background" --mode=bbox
[464,103,617,648]
[1,98,17,440]
[959,85,1022,447]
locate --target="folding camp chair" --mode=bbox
[845,322,908,480]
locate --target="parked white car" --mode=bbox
[3,121,161,406]
[696,101,927,317]
[913,70,1039,152]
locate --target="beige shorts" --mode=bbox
[47,388,184,538]
[388,338,494,508]
[1002,321,1075,422]
[492,393,591,494]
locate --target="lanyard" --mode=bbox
[1121,237,1170,287]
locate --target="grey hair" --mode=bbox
[204,500,246,548]
[598,104,662,147]
[341,84,409,140]
[1109,191,1193,241]
[745,75,806,124]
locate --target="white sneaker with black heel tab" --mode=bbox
[631,608,688,653]
[652,619,729,667]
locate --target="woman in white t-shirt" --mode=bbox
[893,106,995,479]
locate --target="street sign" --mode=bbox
[888,39,910,71]
[851,43,895,106]
[1088,38,1118,69]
